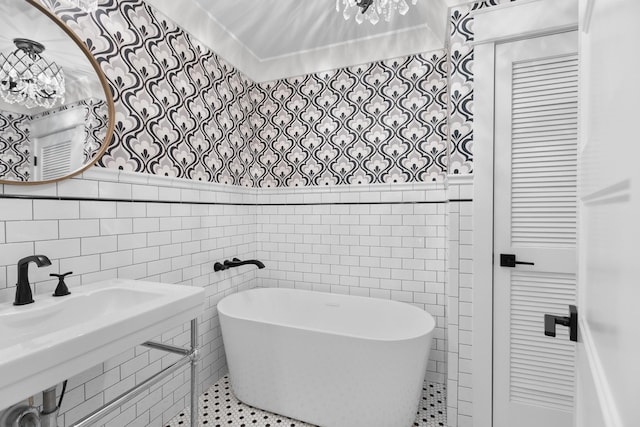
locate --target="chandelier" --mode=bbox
[60,0,99,13]
[336,0,418,25]
[0,39,65,109]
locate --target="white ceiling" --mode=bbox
[146,0,469,82]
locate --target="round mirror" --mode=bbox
[0,0,114,184]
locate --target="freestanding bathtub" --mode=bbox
[218,288,436,427]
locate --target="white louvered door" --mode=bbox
[493,31,578,427]
[33,127,82,181]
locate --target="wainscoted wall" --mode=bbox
[0,170,258,426]
[446,177,474,427]
[255,183,448,383]
[0,110,30,181]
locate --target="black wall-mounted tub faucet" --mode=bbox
[14,255,51,305]
[213,262,228,272]
[223,258,265,269]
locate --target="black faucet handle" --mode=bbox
[50,271,72,297]
[50,272,73,279]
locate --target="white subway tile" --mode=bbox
[4,183,57,197]
[101,250,133,270]
[57,179,99,199]
[0,199,32,221]
[158,186,181,201]
[60,255,100,276]
[60,219,100,239]
[118,263,147,279]
[6,220,58,242]
[147,202,171,217]
[117,202,147,218]
[34,200,79,220]
[101,218,133,235]
[118,233,147,250]
[133,247,160,263]
[147,231,171,247]
[80,201,117,219]
[132,217,159,233]
[100,182,132,199]
[36,239,81,259]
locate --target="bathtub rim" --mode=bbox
[217,287,436,343]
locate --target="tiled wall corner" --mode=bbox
[0,169,258,427]
[446,175,473,427]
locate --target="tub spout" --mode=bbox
[223,258,265,269]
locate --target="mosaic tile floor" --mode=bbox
[166,375,446,427]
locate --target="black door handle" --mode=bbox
[500,253,535,267]
[544,305,578,342]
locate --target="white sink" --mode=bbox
[0,279,204,410]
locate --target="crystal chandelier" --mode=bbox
[336,0,418,25]
[60,0,99,13]
[0,39,65,109]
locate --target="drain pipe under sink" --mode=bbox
[39,387,58,427]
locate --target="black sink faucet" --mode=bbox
[14,255,51,305]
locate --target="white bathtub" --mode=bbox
[218,288,436,427]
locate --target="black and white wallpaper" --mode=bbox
[45,0,451,187]
[42,0,518,187]
[447,0,519,175]
[0,111,31,181]
[251,53,448,187]
[51,0,256,185]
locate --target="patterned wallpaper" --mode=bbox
[251,52,448,187]
[49,0,255,185]
[447,0,517,175]
[42,0,522,187]
[44,0,452,187]
[0,111,31,181]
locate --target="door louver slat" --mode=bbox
[510,271,576,411]
[511,54,577,248]
[41,140,72,181]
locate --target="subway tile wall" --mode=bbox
[446,175,474,427]
[0,169,258,427]
[255,183,449,384]
[0,170,470,426]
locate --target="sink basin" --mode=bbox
[0,279,204,410]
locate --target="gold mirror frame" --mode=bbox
[0,0,115,185]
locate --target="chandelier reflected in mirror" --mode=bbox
[0,38,65,109]
[336,0,418,24]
